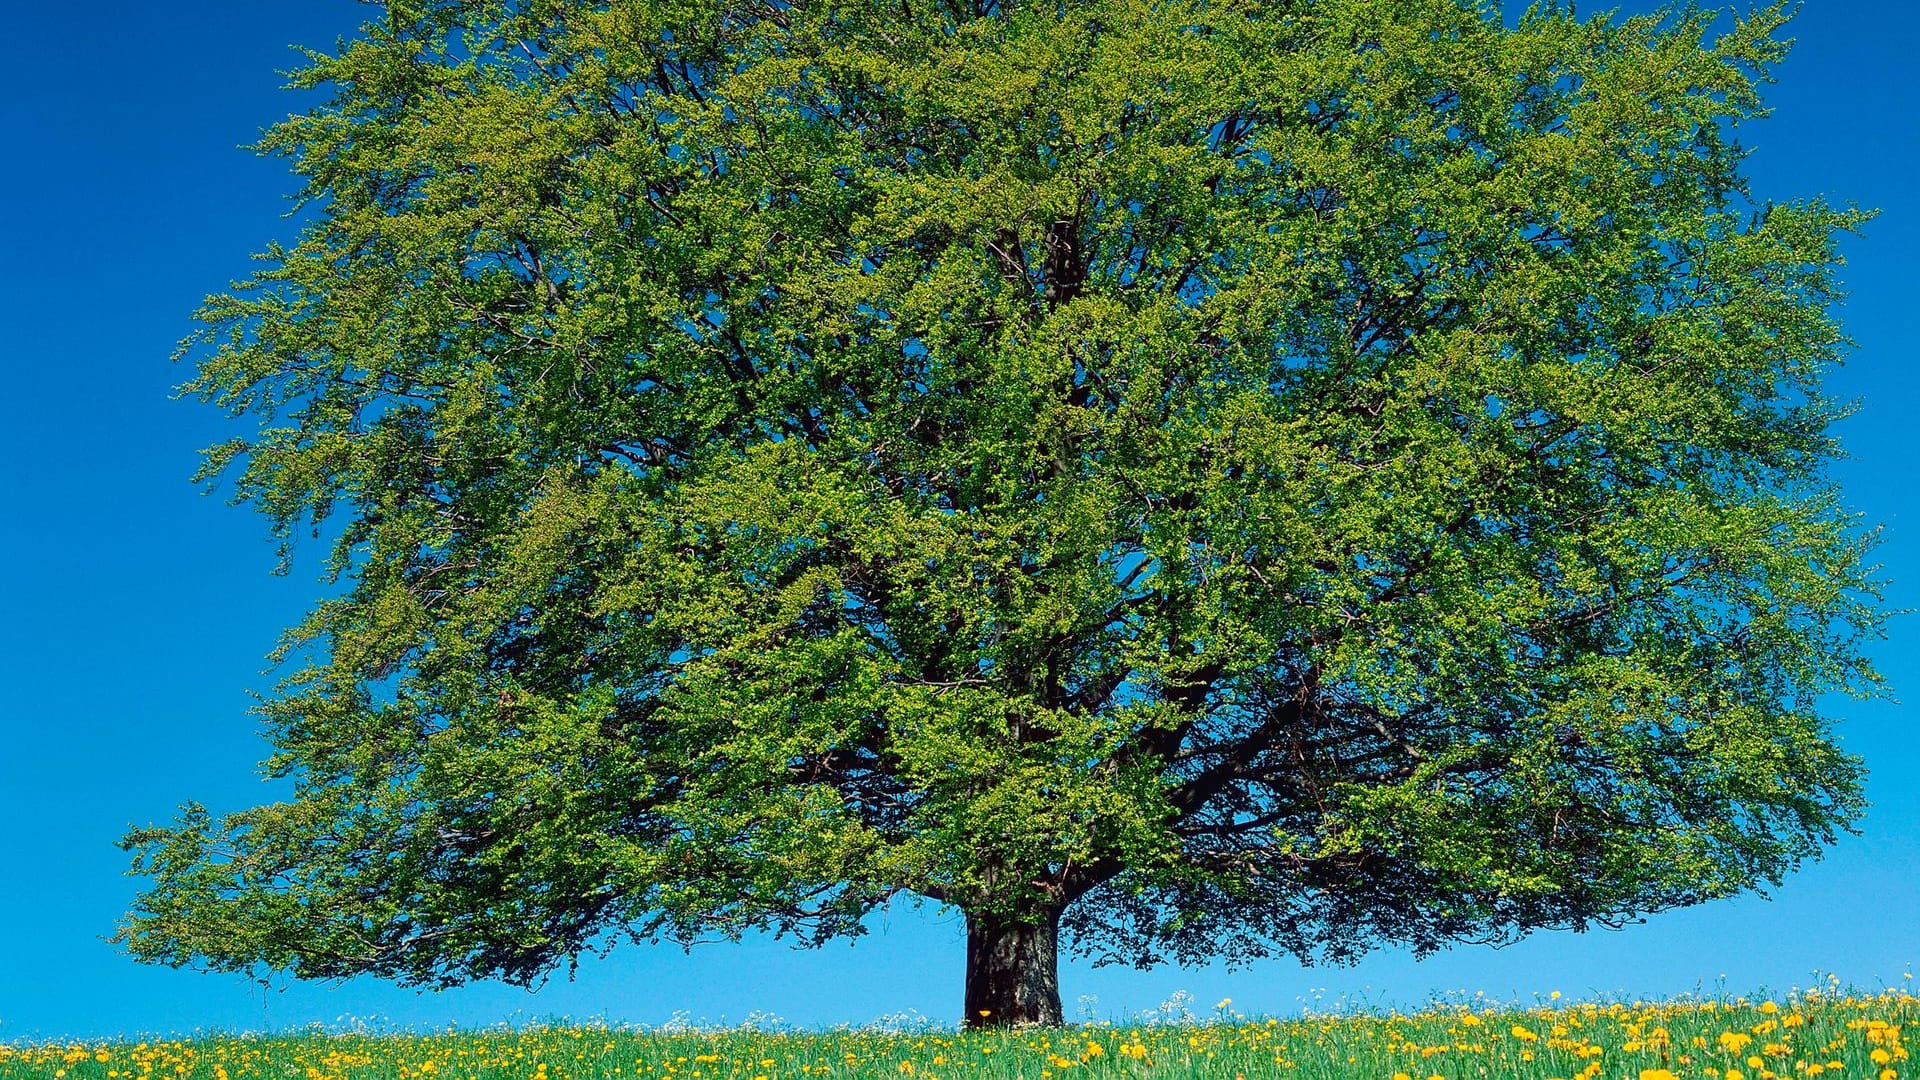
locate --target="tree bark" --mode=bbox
[962,909,1063,1028]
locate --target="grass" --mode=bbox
[5,989,1915,1080]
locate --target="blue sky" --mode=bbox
[1,0,1915,1042]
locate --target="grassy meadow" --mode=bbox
[5,990,1917,1080]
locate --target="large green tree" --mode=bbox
[122,0,1882,1027]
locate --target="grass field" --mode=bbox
[5,991,1914,1080]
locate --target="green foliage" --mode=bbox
[125,0,1881,993]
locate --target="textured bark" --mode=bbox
[963,910,1063,1028]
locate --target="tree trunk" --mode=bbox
[962,909,1063,1028]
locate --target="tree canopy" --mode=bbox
[122,0,1882,1026]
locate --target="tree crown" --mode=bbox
[124,0,1881,994]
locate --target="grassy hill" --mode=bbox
[6,991,1913,1080]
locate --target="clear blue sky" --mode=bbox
[1,0,1915,1042]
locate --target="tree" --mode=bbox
[121,0,1882,1028]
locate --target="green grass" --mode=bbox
[6,991,1916,1080]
